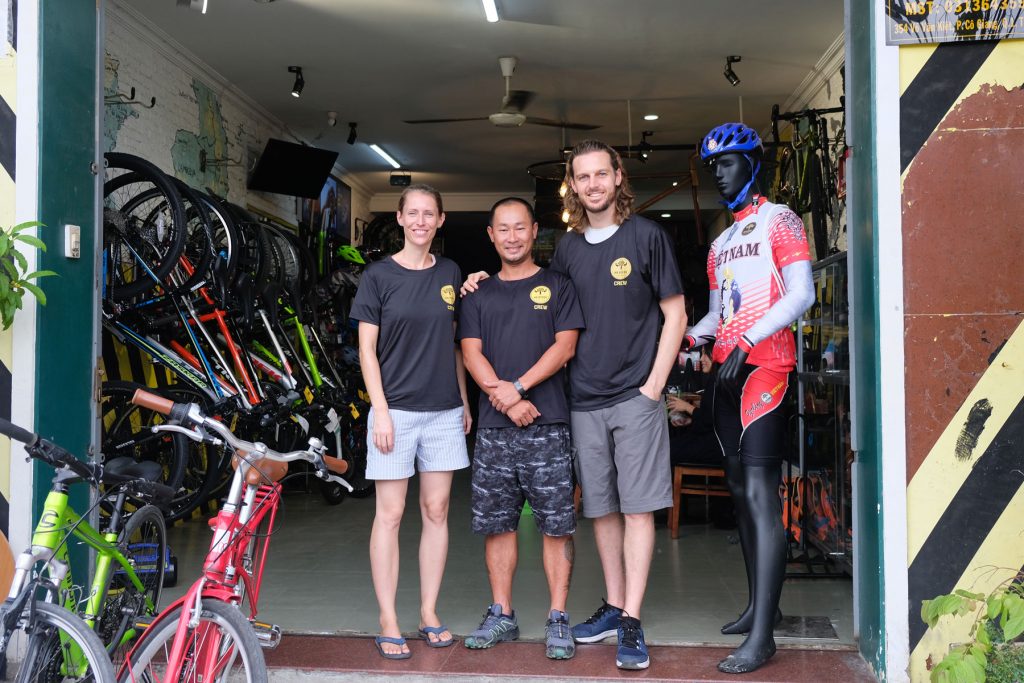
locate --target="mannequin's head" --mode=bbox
[700,123,763,211]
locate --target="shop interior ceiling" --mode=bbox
[119,0,843,199]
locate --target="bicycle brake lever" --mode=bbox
[151,423,222,446]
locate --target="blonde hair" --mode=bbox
[562,139,635,233]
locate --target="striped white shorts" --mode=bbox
[365,406,470,480]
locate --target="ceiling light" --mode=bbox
[643,114,659,121]
[672,181,678,187]
[288,66,304,98]
[481,0,499,22]
[558,182,568,198]
[347,122,358,145]
[661,213,671,218]
[724,55,741,87]
[561,209,570,224]
[176,0,208,12]
[370,144,401,169]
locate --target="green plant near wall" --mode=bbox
[922,577,1024,683]
[0,222,57,329]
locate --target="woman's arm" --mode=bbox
[358,321,395,453]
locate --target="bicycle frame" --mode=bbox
[6,480,153,674]
[127,462,282,679]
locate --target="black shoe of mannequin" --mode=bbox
[717,639,777,674]
[720,607,783,635]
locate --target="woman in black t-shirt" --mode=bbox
[351,185,472,658]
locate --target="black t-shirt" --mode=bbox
[349,256,463,411]
[550,214,684,410]
[458,268,584,429]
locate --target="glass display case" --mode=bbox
[794,251,853,575]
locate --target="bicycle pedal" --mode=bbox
[250,620,281,649]
[133,615,155,631]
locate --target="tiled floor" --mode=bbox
[163,469,855,649]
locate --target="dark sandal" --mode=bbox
[418,624,454,648]
[374,635,412,660]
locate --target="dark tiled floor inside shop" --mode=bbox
[164,469,857,671]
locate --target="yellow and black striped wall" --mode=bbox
[1,0,17,529]
[898,38,1024,681]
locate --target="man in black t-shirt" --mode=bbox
[553,140,687,671]
[459,198,584,661]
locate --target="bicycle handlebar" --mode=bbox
[0,416,38,446]
[0,417,102,482]
[132,388,352,490]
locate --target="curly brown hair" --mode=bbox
[562,139,635,233]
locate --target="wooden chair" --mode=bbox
[669,464,731,539]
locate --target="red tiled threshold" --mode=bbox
[266,635,878,682]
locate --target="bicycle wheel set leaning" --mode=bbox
[100,151,374,519]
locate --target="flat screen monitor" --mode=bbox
[247,138,339,198]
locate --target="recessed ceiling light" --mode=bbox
[370,144,401,169]
[672,181,678,187]
[661,213,671,218]
[481,0,499,22]
[643,114,659,121]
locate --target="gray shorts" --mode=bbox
[365,406,470,480]
[571,392,672,517]
[471,423,575,536]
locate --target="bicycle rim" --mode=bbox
[13,601,115,683]
[119,600,266,683]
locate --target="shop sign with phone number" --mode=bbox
[886,0,1024,44]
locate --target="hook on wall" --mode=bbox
[199,148,248,173]
[103,86,157,109]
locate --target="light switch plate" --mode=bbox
[65,224,81,259]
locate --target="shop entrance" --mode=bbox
[88,0,881,675]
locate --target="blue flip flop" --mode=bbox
[418,624,454,648]
[374,635,412,659]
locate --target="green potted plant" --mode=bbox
[0,221,57,329]
[922,575,1024,682]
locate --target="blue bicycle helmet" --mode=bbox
[700,123,764,211]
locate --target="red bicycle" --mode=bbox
[118,389,350,682]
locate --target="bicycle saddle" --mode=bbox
[104,456,164,483]
[231,452,288,487]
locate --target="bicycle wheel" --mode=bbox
[101,504,166,668]
[100,381,189,491]
[160,385,221,524]
[103,153,187,301]
[12,600,115,683]
[118,600,267,683]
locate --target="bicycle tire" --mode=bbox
[101,504,166,668]
[197,193,241,301]
[171,179,218,293]
[100,381,189,491]
[11,600,115,683]
[118,599,267,683]
[103,153,187,301]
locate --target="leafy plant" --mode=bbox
[0,222,57,329]
[922,578,1024,683]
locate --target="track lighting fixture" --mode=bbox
[347,122,358,145]
[327,111,338,127]
[639,131,654,160]
[176,0,208,13]
[288,66,304,98]
[724,55,741,87]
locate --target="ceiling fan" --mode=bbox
[403,57,600,131]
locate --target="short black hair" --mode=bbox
[488,197,536,227]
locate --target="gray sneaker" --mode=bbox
[545,610,575,660]
[464,603,519,649]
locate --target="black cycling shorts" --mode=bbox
[713,364,790,467]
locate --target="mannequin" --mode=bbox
[684,123,815,674]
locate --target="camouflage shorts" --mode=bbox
[471,423,575,537]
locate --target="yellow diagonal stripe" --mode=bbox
[902,39,1024,184]
[907,320,1024,564]
[899,43,938,96]
[908,483,1024,683]
[0,46,14,115]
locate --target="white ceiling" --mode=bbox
[120,0,844,199]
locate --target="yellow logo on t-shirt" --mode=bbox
[610,257,631,284]
[530,286,551,304]
[440,285,456,306]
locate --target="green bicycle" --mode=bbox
[0,416,173,679]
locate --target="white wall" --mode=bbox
[105,0,372,237]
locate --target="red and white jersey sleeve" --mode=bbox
[708,199,811,372]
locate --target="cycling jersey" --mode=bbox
[705,197,810,372]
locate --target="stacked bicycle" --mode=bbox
[100,152,372,521]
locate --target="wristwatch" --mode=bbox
[513,379,528,399]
